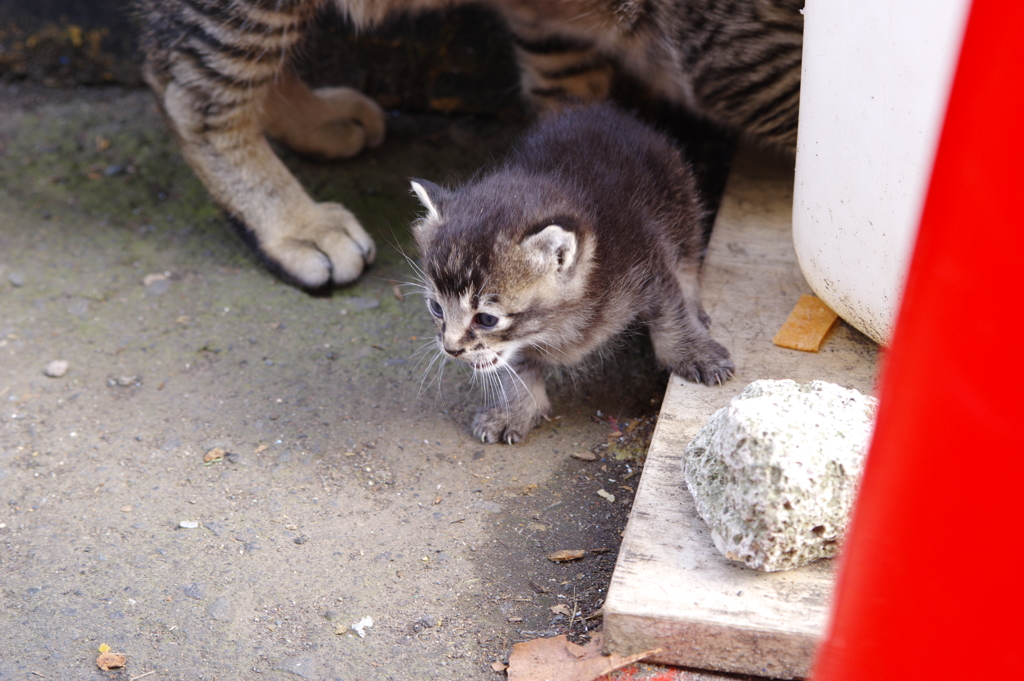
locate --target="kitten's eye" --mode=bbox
[428,299,444,318]
[474,312,499,329]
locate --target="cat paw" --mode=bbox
[247,201,376,288]
[675,341,735,386]
[263,85,385,160]
[472,408,538,445]
[311,86,386,154]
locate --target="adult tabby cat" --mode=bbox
[411,103,734,443]
[137,0,802,288]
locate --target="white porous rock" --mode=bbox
[682,379,877,572]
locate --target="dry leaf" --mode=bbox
[571,451,597,461]
[550,604,573,616]
[547,549,586,562]
[507,633,659,681]
[204,447,226,463]
[96,651,126,670]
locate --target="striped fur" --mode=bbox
[137,0,802,287]
[501,0,804,150]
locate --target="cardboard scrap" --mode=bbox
[507,633,659,681]
[772,295,839,352]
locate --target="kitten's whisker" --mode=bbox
[501,363,538,412]
[526,340,561,365]
[430,353,455,407]
[477,366,510,416]
[407,342,442,394]
[482,369,507,414]
[415,352,443,399]
[416,343,451,403]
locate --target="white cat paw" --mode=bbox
[254,201,376,288]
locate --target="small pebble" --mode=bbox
[143,273,170,296]
[8,271,25,287]
[274,656,316,679]
[571,451,597,461]
[182,582,206,600]
[207,596,234,622]
[44,360,69,378]
[411,615,438,633]
[203,521,226,537]
[179,521,199,529]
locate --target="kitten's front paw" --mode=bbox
[472,407,539,445]
[251,201,376,288]
[676,340,735,386]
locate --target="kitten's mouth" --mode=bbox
[471,357,500,370]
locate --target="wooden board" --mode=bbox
[602,148,879,679]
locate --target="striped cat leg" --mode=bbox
[509,31,614,111]
[141,0,375,287]
[685,1,804,151]
[260,68,385,159]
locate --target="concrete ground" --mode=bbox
[0,83,734,680]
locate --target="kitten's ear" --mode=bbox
[521,225,578,274]
[410,179,447,222]
[410,179,448,248]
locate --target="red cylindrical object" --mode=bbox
[811,0,1024,678]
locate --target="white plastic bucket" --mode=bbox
[792,0,970,345]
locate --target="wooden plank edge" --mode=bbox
[602,611,815,680]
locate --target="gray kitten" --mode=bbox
[411,104,733,444]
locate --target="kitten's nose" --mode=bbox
[443,345,464,357]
